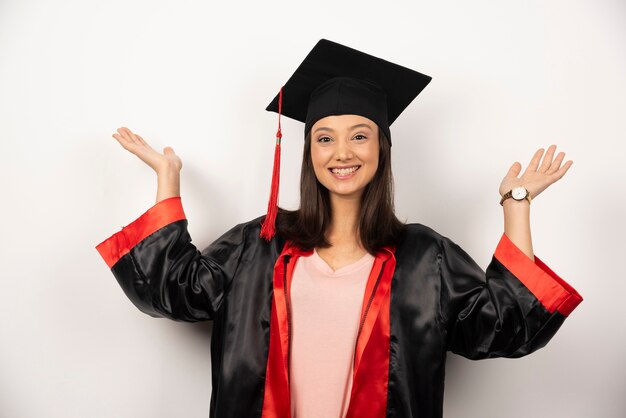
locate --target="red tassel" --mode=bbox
[260,87,284,241]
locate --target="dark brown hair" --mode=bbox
[276,127,405,254]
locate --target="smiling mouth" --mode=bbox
[329,165,361,176]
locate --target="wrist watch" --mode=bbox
[500,186,531,206]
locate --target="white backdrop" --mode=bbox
[1,0,624,417]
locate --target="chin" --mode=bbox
[327,185,367,199]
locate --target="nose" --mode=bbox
[334,138,354,161]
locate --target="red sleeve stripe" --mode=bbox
[494,232,583,317]
[95,196,186,268]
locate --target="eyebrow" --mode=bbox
[313,123,373,134]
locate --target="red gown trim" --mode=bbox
[261,242,311,418]
[494,232,583,316]
[261,242,396,418]
[346,247,396,418]
[95,196,186,268]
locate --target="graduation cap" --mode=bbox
[260,38,432,241]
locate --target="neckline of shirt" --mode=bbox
[310,248,375,277]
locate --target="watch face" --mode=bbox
[512,186,527,200]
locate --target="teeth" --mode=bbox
[331,166,359,175]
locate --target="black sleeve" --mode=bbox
[437,232,583,360]
[95,196,247,322]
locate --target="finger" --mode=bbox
[526,147,545,172]
[136,134,148,146]
[538,144,557,172]
[117,127,135,144]
[119,127,141,145]
[506,161,522,178]
[124,127,142,145]
[112,132,132,148]
[554,160,573,179]
[547,151,566,175]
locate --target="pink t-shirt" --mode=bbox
[289,249,375,418]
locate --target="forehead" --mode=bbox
[311,114,377,132]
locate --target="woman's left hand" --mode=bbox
[499,144,573,200]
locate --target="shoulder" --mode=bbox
[217,214,266,242]
[396,222,451,258]
[400,222,445,245]
[399,223,478,269]
[231,214,266,235]
[214,214,287,251]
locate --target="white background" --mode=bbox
[1,0,624,417]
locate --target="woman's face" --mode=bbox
[310,114,380,201]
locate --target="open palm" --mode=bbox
[499,145,573,200]
[112,127,182,174]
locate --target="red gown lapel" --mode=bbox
[346,247,396,418]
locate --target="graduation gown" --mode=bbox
[95,196,583,418]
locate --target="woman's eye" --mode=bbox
[354,134,367,141]
[317,136,332,143]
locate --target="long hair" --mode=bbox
[276,127,405,254]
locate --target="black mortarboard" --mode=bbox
[260,38,432,241]
[266,38,432,143]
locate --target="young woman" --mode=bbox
[96,39,583,418]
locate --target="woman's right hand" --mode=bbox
[112,127,182,174]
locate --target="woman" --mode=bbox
[96,39,583,418]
